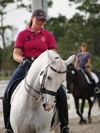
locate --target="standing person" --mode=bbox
[3,9,71,133]
[74,42,100,94]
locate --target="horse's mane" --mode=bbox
[67,63,74,70]
[67,63,88,90]
[67,63,77,73]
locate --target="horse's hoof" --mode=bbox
[88,118,92,123]
[79,119,87,125]
[3,129,13,133]
[60,127,72,133]
[83,119,87,124]
[79,122,82,125]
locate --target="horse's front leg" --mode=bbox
[74,97,86,124]
[80,99,87,124]
[87,98,93,123]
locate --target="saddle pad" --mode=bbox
[84,72,99,84]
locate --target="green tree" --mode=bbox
[45,15,67,41]
[0,0,30,49]
[0,48,3,69]
[45,0,100,69]
[68,0,100,55]
[1,43,18,71]
[0,0,100,76]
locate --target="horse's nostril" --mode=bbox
[54,100,56,104]
[43,103,53,111]
[43,103,45,107]
[43,103,47,110]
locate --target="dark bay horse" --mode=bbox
[66,64,100,124]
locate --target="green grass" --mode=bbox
[67,96,70,99]
[79,102,89,108]
[0,77,10,80]
[84,102,89,108]
[68,101,89,110]
[68,104,70,109]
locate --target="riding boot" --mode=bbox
[91,79,100,94]
[56,85,71,133]
[3,99,13,133]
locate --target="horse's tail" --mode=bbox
[94,94,100,107]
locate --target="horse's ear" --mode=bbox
[65,54,75,66]
[47,50,56,64]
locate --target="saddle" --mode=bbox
[7,77,24,102]
[81,69,99,84]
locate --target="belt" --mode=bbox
[22,57,37,61]
[28,57,37,61]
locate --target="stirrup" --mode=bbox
[94,87,100,94]
[3,129,13,133]
[61,126,72,133]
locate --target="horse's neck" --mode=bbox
[73,70,82,84]
[79,69,88,80]
[74,70,87,88]
[26,55,48,90]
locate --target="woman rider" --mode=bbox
[3,9,71,133]
[74,43,100,94]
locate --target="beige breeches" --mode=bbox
[83,67,93,79]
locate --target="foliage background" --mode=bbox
[0,0,100,78]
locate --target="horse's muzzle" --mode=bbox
[43,103,54,111]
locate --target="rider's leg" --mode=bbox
[3,64,25,132]
[84,67,100,94]
[56,85,71,133]
[84,67,93,80]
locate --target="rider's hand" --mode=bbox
[22,57,33,68]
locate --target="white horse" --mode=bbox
[10,50,75,133]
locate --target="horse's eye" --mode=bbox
[47,76,51,80]
[71,70,75,74]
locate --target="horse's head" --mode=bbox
[26,50,75,111]
[67,63,77,92]
[38,51,75,111]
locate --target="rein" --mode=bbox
[24,77,41,101]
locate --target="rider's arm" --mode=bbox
[50,49,57,53]
[13,48,23,63]
[85,58,91,67]
[74,57,79,68]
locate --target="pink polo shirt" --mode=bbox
[14,27,57,58]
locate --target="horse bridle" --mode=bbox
[67,68,77,86]
[24,64,66,100]
[40,65,67,96]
